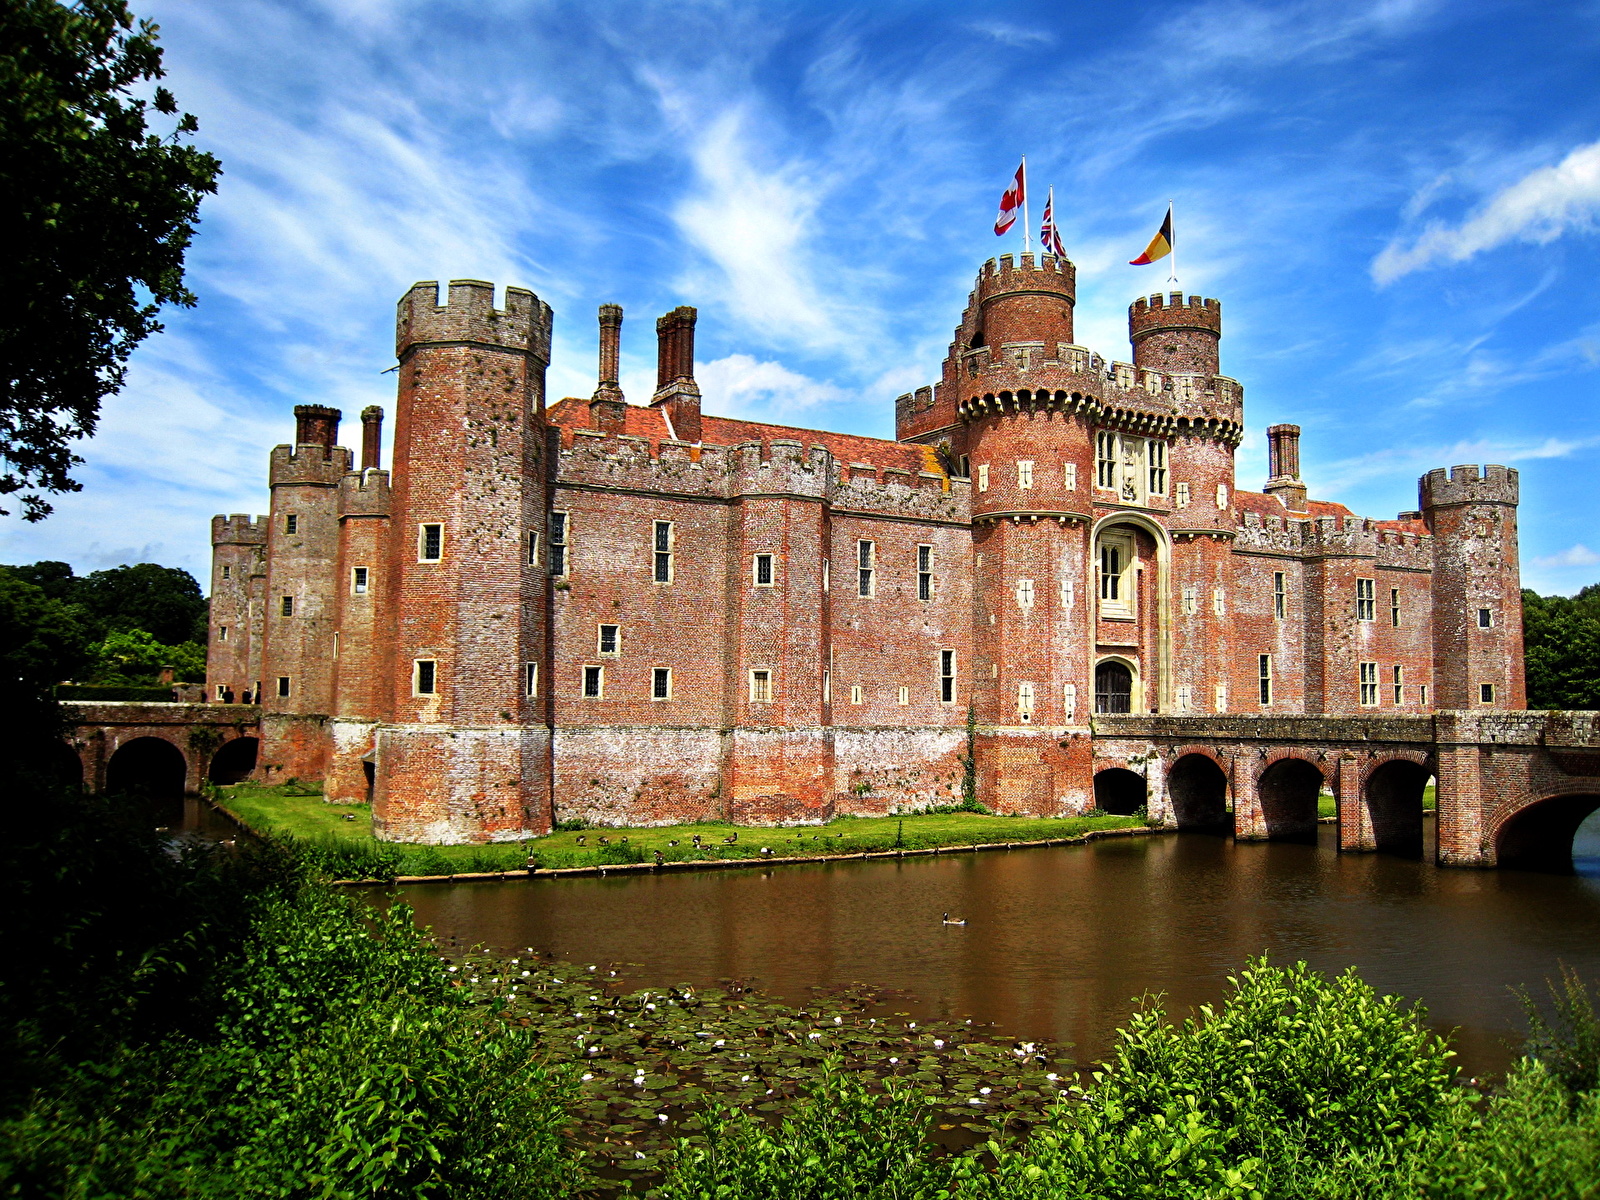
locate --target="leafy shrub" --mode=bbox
[1519,966,1600,1096]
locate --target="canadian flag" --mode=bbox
[994,160,1025,235]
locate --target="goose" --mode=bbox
[575,835,587,845]
[723,832,738,844]
[597,836,610,846]
[942,913,968,926]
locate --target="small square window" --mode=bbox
[527,531,541,566]
[977,464,989,492]
[1420,684,1429,706]
[524,662,539,697]
[1477,608,1493,629]
[216,685,227,701]
[419,523,443,562]
[958,455,971,479]
[851,684,863,705]
[753,554,774,586]
[1480,682,1495,704]
[276,676,291,699]
[897,685,909,705]
[598,624,619,655]
[352,566,369,595]
[1215,483,1229,509]
[218,625,229,642]
[280,595,294,617]
[749,669,772,703]
[1212,587,1225,616]
[1064,462,1078,491]
[583,665,603,698]
[1017,460,1034,489]
[1176,482,1190,508]
[221,565,231,580]
[285,514,298,535]
[414,659,436,695]
[653,667,672,700]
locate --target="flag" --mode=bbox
[1129,204,1173,265]
[994,160,1025,236]
[1041,188,1065,256]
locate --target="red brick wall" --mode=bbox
[208,514,266,703]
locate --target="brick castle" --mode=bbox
[207,253,1525,842]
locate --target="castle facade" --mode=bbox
[208,254,1525,842]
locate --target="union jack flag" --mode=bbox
[1041,188,1065,257]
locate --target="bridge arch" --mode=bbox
[1257,755,1323,841]
[1093,766,1147,815]
[1494,792,1600,874]
[208,735,259,784]
[1363,756,1432,858]
[105,736,188,799]
[1167,751,1229,830]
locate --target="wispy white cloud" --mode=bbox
[698,354,846,422]
[1533,544,1600,569]
[1374,140,1600,283]
[1316,435,1599,497]
[966,22,1054,48]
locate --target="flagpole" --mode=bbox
[1021,156,1030,254]
[1167,200,1178,290]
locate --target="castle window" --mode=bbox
[1420,684,1429,706]
[549,512,569,577]
[1061,579,1075,607]
[753,553,775,586]
[1182,585,1198,615]
[1480,682,1495,704]
[1215,484,1229,509]
[1017,681,1035,721]
[216,685,227,701]
[598,624,619,656]
[1213,587,1225,617]
[1063,682,1077,720]
[280,595,294,617]
[1064,462,1078,491]
[1391,588,1401,626]
[1094,662,1132,714]
[277,676,290,699]
[1359,662,1378,706]
[1477,607,1493,629]
[940,650,956,703]
[222,565,231,580]
[977,464,990,492]
[897,686,909,706]
[1017,460,1034,489]
[1176,482,1190,508]
[1095,432,1117,488]
[218,625,229,642]
[1214,683,1227,713]
[1356,578,1376,622]
[858,541,875,597]
[823,558,830,592]
[285,514,298,535]
[959,455,971,478]
[527,531,540,567]
[1393,665,1404,705]
[918,545,933,601]
[1274,572,1286,619]
[749,669,772,703]
[414,659,436,696]
[332,631,339,660]
[653,668,672,701]
[1097,531,1134,620]
[419,523,443,562]
[1016,578,1035,609]
[823,669,831,702]
[1259,654,1273,706]
[654,521,673,583]
[1147,441,1167,495]
[525,662,539,697]
[851,684,863,705]
[1176,684,1192,713]
[583,665,603,698]
[352,566,369,595]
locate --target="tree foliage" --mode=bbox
[0,0,221,520]
[1523,585,1600,710]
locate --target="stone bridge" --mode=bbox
[60,702,262,797]
[1093,710,1600,870]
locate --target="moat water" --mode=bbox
[399,817,1600,1080]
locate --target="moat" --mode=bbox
[397,818,1600,1079]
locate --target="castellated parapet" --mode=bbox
[396,279,553,364]
[212,513,268,545]
[1419,463,1519,510]
[1129,293,1222,376]
[269,443,353,487]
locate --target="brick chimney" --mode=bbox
[650,305,701,443]
[360,405,384,470]
[1264,423,1308,511]
[294,404,341,459]
[589,303,627,433]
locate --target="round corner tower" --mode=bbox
[1129,292,1221,377]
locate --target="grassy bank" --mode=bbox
[215,782,1147,880]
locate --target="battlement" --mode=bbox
[974,253,1077,307]
[269,443,354,487]
[212,513,268,544]
[1419,463,1519,510]
[1129,292,1222,332]
[395,279,553,362]
[338,468,391,517]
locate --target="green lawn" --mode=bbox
[212,782,1147,878]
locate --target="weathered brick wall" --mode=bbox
[325,466,391,804]
[208,514,266,703]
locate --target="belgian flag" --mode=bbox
[1129,204,1173,265]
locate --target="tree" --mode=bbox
[0,571,92,695]
[0,0,221,520]
[76,562,206,644]
[1523,585,1600,710]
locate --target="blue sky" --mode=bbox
[4,0,1599,594]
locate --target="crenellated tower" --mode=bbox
[377,280,555,841]
[208,514,268,704]
[1129,292,1221,376]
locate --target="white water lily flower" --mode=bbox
[646,1003,656,1010]
[934,1039,945,1048]
[658,1114,668,1122]
[969,1097,983,1105]
[522,971,530,977]
[889,1057,899,1064]
[582,1073,594,1081]
[448,966,458,972]
[588,966,596,971]
[741,1075,749,1081]
[980,1087,992,1095]
[1046,1073,1058,1081]
[834,1016,842,1024]
[908,1022,916,1029]
[714,1039,725,1046]
[808,1032,821,1040]
[635,1152,645,1159]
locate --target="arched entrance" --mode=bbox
[1094,767,1146,815]
[1365,760,1431,857]
[1095,661,1133,714]
[1168,753,1229,831]
[105,737,188,798]
[1258,758,1322,841]
[208,736,259,785]
[1496,794,1600,873]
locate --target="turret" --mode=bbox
[1129,293,1221,376]
[1264,423,1308,511]
[650,305,701,443]
[1419,464,1524,710]
[208,514,267,707]
[967,252,1076,354]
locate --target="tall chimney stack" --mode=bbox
[293,404,341,459]
[1264,423,1308,511]
[589,304,627,433]
[650,306,701,442]
[360,405,384,470]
